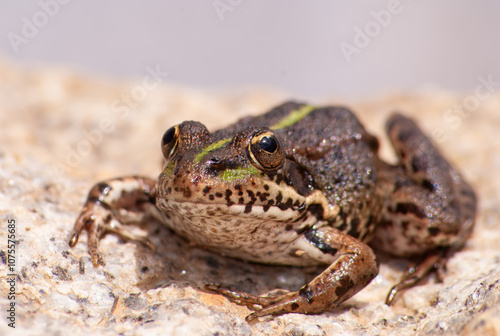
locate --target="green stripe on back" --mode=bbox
[194,137,232,163]
[271,105,315,130]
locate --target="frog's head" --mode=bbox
[156,120,312,220]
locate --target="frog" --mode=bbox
[69,101,477,322]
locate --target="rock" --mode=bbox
[0,59,499,335]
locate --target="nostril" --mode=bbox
[211,157,233,168]
[205,157,235,177]
[207,157,225,171]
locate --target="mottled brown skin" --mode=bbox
[69,102,476,322]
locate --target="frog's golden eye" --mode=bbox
[161,125,179,159]
[248,130,284,170]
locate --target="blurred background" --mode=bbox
[0,0,499,98]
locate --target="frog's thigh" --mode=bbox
[249,226,379,319]
[372,114,477,256]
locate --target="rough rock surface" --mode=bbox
[0,60,499,336]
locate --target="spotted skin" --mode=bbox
[70,102,476,321]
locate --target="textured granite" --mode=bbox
[0,60,499,336]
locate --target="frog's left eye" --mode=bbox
[248,130,284,171]
[161,125,179,159]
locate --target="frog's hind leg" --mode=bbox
[206,226,379,322]
[372,114,477,304]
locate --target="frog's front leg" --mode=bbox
[69,176,158,267]
[206,226,379,322]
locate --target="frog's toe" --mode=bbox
[204,285,281,308]
[385,250,448,305]
[104,219,158,252]
[204,285,260,306]
[90,250,106,267]
[204,285,308,321]
[70,206,112,267]
[244,296,299,322]
[70,231,105,266]
[243,291,326,322]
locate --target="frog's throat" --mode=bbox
[194,105,315,163]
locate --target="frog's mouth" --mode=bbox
[157,197,307,221]
[155,174,310,223]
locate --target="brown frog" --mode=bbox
[69,102,477,322]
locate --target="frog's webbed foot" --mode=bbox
[69,176,157,267]
[385,250,448,305]
[206,226,379,322]
[204,285,291,317]
[204,285,301,322]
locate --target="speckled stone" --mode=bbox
[0,59,499,336]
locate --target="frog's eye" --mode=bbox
[161,125,179,159]
[248,130,284,171]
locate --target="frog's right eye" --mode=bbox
[161,125,179,159]
[248,130,284,171]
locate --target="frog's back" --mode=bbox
[278,104,382,241]
[212,101,307,139]
[215,102,383,241]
